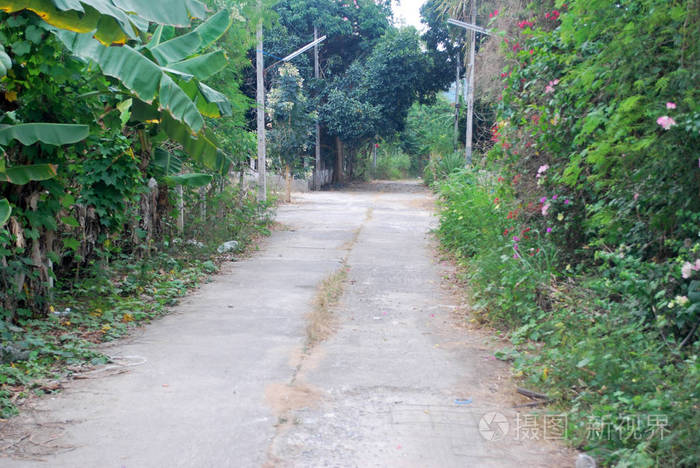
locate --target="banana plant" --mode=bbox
[0,123,90,225]
[150,147,213,188]
[53,8,234,172]
[0,0,209,45]
[0,43,10,76]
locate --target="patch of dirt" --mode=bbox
[343,179,428,193]
[264,382,322,417]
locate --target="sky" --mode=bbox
[392,0,427,31]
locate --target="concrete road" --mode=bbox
[1,181,573,467]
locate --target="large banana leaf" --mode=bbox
[111,0,207,27]
[58,31,161,102]
[0,0,134,45]
[0,0,209,45]
[149,9,232,65]
[0,43,11,77]
[163,173,212,187]
[0,163,57,184]
[0,198,10,226]
[0,123,89,146]
[59,31,204,131]
[161,111,216,169]
[151,146,183,176]
[178,79,232,119]
[167,50,227,81]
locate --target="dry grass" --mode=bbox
[305,264,349,348]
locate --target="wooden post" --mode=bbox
[256,9,267,201]
[314,26,321,190]
[335,136,343,183]
[465,0,477,165]
[372,143,377,170]
[176,185,184,235]
[454,53,460,151]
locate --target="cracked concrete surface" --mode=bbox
[1,181,574,467]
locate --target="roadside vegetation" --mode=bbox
[428,0,699,466]
[0,0,275,417]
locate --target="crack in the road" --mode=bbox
[263,204,374,467]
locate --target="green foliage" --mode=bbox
[436,169,699,466]
[423,151,464,186]
[266,63,315,174]
[431,0,700,464]
[372,145,411,180]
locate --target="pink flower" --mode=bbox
[656,115,676,130]
[681,259,700,278]
[666,102,676,109]
[552,194,558,200]
[536,164,549,178]
[529,49,534,55]
[540,196,547,203]
[546,227,552,233]
[564,199,570,205]
[542,203,550,216]
[633,193,639,201]
[545,79,559,94]
[513,236,520,242]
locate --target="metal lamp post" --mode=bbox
[255,31,326,200]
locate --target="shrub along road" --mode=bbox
[2,181,572,467]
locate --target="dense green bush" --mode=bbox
[435,0,699,464]
[437,169,699,466]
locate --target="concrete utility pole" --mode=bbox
[465,0,477,165]
[256,12,267,201]
[314,26,321,190]
[453,53,460,151]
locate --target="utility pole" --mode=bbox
[464,0,477,165]
[453,53,460,151]
[256,9,266,201]
[314,26,321,190]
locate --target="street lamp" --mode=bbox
[448,1,483,165]
[256,33,326,201]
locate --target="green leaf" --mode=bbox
[0,44,11,77]
[111,0,208,27]
[150,10,231,65]
[25,25,43,44]
[0,198,10,226]
[63,237,80,251]
[163,173,212,187]
[158,74,204,131]
[0,0,134,45]
[0,164,58,184]
[10,40,30,56]
[0,123,89,146]
[576,358,591,368]
[196,82,231,117]
[161,111,226,172]
[60,215,80,227]
[150,147,183,176]
[167,50,227,81]
[59,32,204,131]
[61,193,76,208]
[58,31,162,103]
[116,98,132,127]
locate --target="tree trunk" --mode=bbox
[285,164,292,203]
[335,136,343,184]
